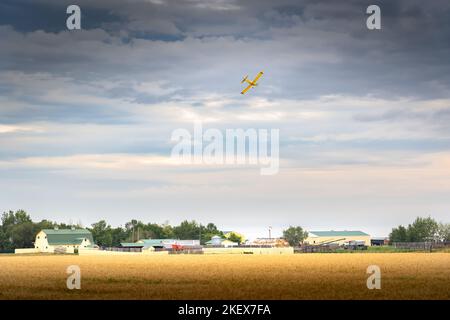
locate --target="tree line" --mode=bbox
[1,210,448,251]
[389,217,449,243]
[0,210,236,250]
[90,219,230,247]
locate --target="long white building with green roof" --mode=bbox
[34,228,94,253]
[305,230,371,246]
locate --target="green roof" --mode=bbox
[139,239,167,248]
[121,239,169,248]
[308,230,369,237]
[120,242,144,247]
[41,229,94,245]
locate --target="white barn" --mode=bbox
[34,228,94,253]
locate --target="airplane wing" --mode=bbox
[252,71,264,83]
[241,84,253,94]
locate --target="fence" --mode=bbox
[393,242,450,252]
[169,246,204,254]
[294,245,339,253]
[100,247,142,253]
[204,245,274,248]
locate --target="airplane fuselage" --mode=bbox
[240,71,263,94]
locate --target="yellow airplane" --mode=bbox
[240,71,264,94]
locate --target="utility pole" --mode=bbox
[269,226,272,239]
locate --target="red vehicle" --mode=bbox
[171,244,184,251]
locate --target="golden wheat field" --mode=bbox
[0,253,448,300]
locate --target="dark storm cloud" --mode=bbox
[1,0,449,101]
[0,0,123,33]
[1,0,450,154]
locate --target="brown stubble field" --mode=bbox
[0,253,448,300]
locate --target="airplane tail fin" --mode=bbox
[241,75,248,83]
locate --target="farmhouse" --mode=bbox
[305,230,371,246]
[34,228,94,253]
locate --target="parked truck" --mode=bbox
[343,240,368,250]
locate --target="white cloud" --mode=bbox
[0,125,43,134]
[133,80,179,96]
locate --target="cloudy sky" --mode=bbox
[1,0,450,238]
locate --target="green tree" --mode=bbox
[125,219,139,242]
[161,223,174,239]
[407,217,439,242]
[283,226,308,246]
[90,220,113,247]
[111,227,129,247]
[226,232,243,244]
[143,223,165,239]
[9,222,35,248]
[0,229,10,251]
[390,217,441,243]
[437,223,450,242]
[1,210,32,227]
[173,220,201,240]
[389,225,408,243]
[1,210,34,249]
[35,219,56,230]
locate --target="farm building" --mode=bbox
[205,235,238,247]
[305,230,371,246]
[371,237,389,246]
[34,228,94,253]
[121,239,200,250]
